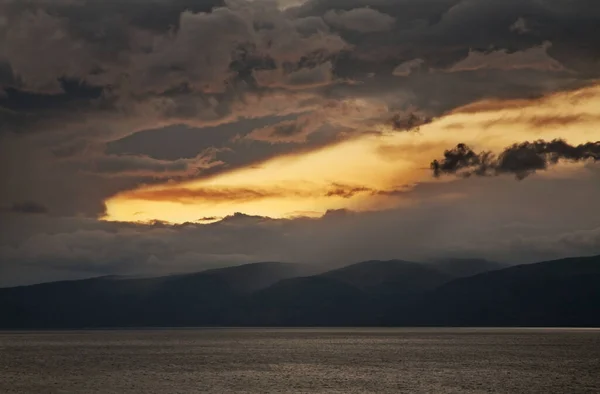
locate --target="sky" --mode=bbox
[1,0,600,286]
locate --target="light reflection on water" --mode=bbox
[1,328,599,393]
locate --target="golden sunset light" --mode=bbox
[103,84,600,224]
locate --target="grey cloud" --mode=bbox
[107,115,298,160]
[9,201,48,215]
[243,95,388,143]
[3,169,600,286]
[244,118,314,143]
[0,0,225,32]
[87,150,222,178]
[0,133,176,218]
[510,17,530,34]
[0,9,97,94]
[253,61,335,89]
[388,109,432,132]
[0,0,350,147]
[3,0,599,141]
[1,0,348,96]
[446,42,566,73]
[293,0,456,24]
[1,0,600,223]
[243,114,322,143]
[328,66,585,122]
[324,8,396,32]
[285,62,335,87]
[392,58,424,77]
[316,0,599,76]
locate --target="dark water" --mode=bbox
[1,328,599,393]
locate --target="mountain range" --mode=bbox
[1,256,598,329]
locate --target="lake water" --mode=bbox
[1,328,599,393]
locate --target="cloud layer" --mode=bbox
[1,0,600,285]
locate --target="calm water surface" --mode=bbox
[1,328,599,393]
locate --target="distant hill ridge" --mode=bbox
[1,256,599,328]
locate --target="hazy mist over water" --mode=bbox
[1,328,599,393]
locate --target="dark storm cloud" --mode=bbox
[0,80,102,112]
[297,0,600,114]
[0,79,105,136]
[0,0,351,218]
[107,115,298,159]
[1,0,348,95]
[87,151,222,178]
[243,116,319,143]
[0,0,347,138]
[0,0,599,289]
[3,0,599,98]
[271,121,307,137]
[3,0,597,117]
[0,0,225,30]
[291,0,456,25]
[389,110,432,132]
[0,0,226,80]
[8,201,48,215]
[431,139,600,179]
[2,0,598,143]
[323,8,396,32]
[1,0,599,222]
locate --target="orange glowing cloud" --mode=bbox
[103,84,600,224]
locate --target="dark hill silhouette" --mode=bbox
[239,276,369,326]
[196,261,316,293]
[429,258,507,278]
[323,260,451,295]
[0,256,599,328]
[411,255,600,327]
[235,260,454,326]
[0,262,311,328]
